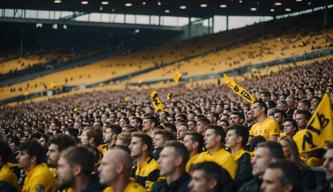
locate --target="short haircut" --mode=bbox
[131,132,153,153]
[208,112,219,120]
[197,118,210,125]
[154,130,175,141]
[273,109,286,118]
[253,100,268,114]
[256,141,284,160]
[299,100,311,109]
[105,124,122,134]
[133,117,143,125]
[268,161,301,190]
[49,134,75,152]
[86,128,104,146]
[190,161,233,191]
[144,115,159,126]
[161,122,176,133]
[163,141,189,166]
[227,125,249,147]
[0,140,13,163]
[61,146,95,176]
[206,125,225,144]
[295,110,312,120]
[117,132,132,147]
[230,111,245,120]
[284,118,298,129]
[185,132,204,153]
[18,140,45,164]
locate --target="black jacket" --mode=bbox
[238,177,261,192]
[235,152,253,189]
[152,172,191,192]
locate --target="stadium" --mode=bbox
[0,0,332,192]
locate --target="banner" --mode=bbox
[223,75,256,104]
[173,71,182,84]
[167,92,173,101]
[293,93,333,153]
[150,91,164,112]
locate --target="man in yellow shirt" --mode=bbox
[249,101,280,141]
[17,140,57,192]
[183,132,204,172]
[225,125,253,187]
[46,134,75,178]
[0,140,18,190]
[98,146,145,192]
[195,125,238,179]
[129,132,159,189]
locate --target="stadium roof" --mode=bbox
[0,0,329,18]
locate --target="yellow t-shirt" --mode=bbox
[250,117,280,140]
[231,149,249,161]
[21,163,57,192]
[186,153,200,172]
[194,148,238,179]
[0,163,18,189]
[103,180,146,192]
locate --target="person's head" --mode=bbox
[323,142,333,180]
[158,141,189,177]
[176,123,189,141]
[251,101,267,119]
[297,100,311,111]
[81,128,103,147]
[207,112,219,124]
[229,111,245,126]
[279,136,302,164]
[17,140,45,171]
[204,125,225,150]
[38,134,49,148]
[282,118,298,136]
[183,132,204,154]
[225,125,249,150]
[142,115,159,133]
[103,124,122,144]
[115,132,132,147]
[130,117,142,131]
[189,161,233,192]
[57,146,95,186]
[251,141,284,177]
[0,140,14,165]
[47,134,75,167]
[261,161,301,192]
[129,132,153,159]
[187,120,197,132]
[294,110,311,129]
[273,110,286,125]
[98,146,132,186]
[153,130,175,149]
[196,118,210,135]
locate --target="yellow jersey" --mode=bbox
[250,117,280,140]
[0,163,18,189]
[131,157,159,190]
[194,148,238,179]
[186,153,200,172]
[21,163,57,192]
[103,180,146,192]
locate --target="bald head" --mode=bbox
[98,147,132,185]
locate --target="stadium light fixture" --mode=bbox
[270,8,275,12]
[158,1,161,6]
[101,1,109,5]
[296,0,302,2]
[164,9,170,13]
[250,7,257,11]
[142,1,146,5]
[274,2,282,6]
[220,4,227,8]
[125,3,133,7]
[54,0,62,4]
[81,1,89,5]
[200,4,207,8]
[285,8,291,11]
[180,5,187,10]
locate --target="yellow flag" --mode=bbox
[150,91,164,112]
[167,92,173,101]
[293,93,333,153]
[223,75,256,104]
[173,71,182,84]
